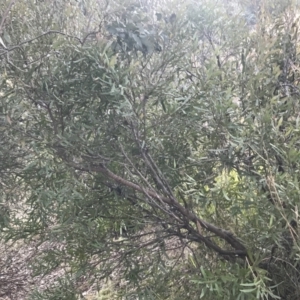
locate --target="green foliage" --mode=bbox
[1,0,300,299]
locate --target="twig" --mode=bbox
[0,29,100,56]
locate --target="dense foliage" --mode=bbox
[1,0,300,299]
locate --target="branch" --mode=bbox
[67,158,247,258]
[0,30,100,56]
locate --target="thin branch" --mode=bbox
[63,155,247,257]
[0,29,100,56]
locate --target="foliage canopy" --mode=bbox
[1,0,300,299]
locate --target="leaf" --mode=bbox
[240,288,256,293]
[0,36,6,48]
[52,38,65,50]
[109,55,117,67]
[3,31,11,44]
[160,99,166,112]
[277,116,283,128]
